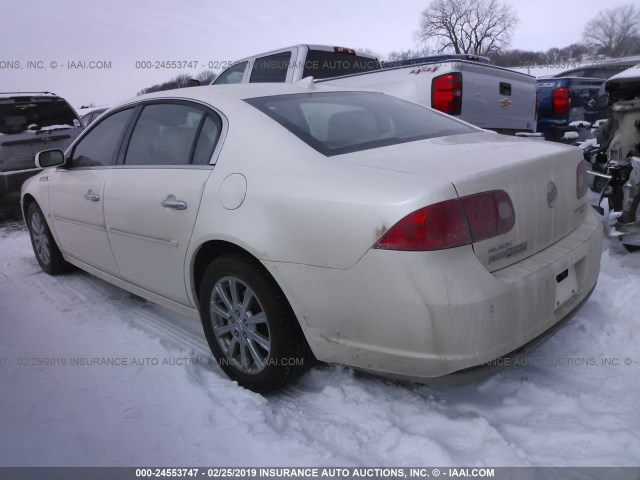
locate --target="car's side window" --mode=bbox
[124,103,205,166]
[70,108,133,168]
[250,52,291,83]
[213,62,248,85]
[192,114,223,165]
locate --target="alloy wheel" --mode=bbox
[30,211,51,265]
[209,276,271,374]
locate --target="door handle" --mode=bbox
[84,190,100,202]
[161,198,187,210]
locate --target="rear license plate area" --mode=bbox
[554,265,578,309]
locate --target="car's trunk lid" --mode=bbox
[338,131,587,272]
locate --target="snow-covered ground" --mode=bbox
[1,204,639,467]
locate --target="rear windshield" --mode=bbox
[0,97,78,135]
[245,92,475,156]
[303,50,381,80]
[554,66,632,80]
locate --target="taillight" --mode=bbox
[374,199,471,251]
[432,73,462,115]
[333,47,356,55]
[374,190,515,251]
[462,191,515,242]
[577,160,588,198]
[552,87,570,114]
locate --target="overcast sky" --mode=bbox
[0,0,633,109]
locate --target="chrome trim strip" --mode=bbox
[53,216,105,231]
[107,227,179,247]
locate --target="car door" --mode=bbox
[48,107,134,274]
[104,101,223,306]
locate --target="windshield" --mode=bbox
[0,97,79,134]
[245,91,476,156]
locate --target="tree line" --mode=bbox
[137,1,640,95]
[395,0,640,67]
[137,70,216,96]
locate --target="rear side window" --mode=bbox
[70,108,133,167]
[125,104,204,166]
[246,92,475,156]
[0,97,79,134]
[123,103,223,166]
[213,62,248,85]
[588,67,628,79]
[250,52,291,83]
[303,50,381,80]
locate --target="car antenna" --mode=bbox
[295,76,316,90]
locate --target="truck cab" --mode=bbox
[212,45,381,85]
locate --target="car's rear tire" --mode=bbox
[27,202,67,275]
[199,254,313,393]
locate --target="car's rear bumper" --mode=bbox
[0,168,42,195]
[264,208,602,379]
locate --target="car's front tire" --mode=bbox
[199,254,313,393]
[27,202,67,275]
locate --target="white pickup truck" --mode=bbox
[212,44,537,134]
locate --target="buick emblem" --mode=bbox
[547,181,558,208]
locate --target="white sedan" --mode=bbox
[21,83,602,392]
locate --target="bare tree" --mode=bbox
[195,70,217,85]
[416,0,518,55]
[583,4,640,57]
[386,47,433,62]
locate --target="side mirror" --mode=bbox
[35,149,65,168]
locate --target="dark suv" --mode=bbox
[0,92,83,196]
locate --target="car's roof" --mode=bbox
[0,91,59,100]
[606,66,640,83]
[117,82,372,109]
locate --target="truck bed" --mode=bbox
[319,59,537,133]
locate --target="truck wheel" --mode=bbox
[623,196,640,253]
[199,254,313,393]
[27,202,67,274]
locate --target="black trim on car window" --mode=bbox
[116,105,144,165]
[188,112,209,163]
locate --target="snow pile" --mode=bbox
[0,218,639,467]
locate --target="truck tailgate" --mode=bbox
[457,62,536,132]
